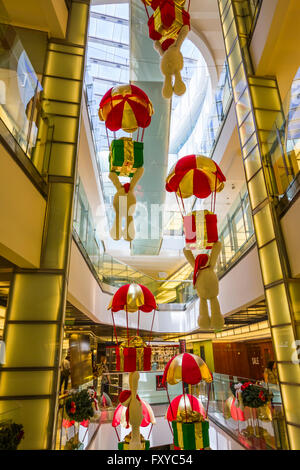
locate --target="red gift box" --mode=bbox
[116,346,152,372]
[148,0,190,42]
[183,211,218,249]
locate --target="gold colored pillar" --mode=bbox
[218,0,300,449]
[0,0,90,449]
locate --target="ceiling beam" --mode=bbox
[88,35,129,49]
[90,11,129,25]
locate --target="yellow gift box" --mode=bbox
[153,1,190,43]
[118,432,150,450]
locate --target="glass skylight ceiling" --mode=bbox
[85,3,210,252]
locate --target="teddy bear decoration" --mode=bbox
[166,154,227,331]
[99,85,154,241]
[142,0,191,99]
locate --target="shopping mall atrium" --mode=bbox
[0,0,299,452]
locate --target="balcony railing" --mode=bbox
[55,370,288,451]
[73,178,256,306]
[266,68,300,205]
[0,24,50,178]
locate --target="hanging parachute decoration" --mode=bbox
[99,85,154,241]
[162,353,212,450]
[165,394,206,422]
[141,0,191,98]
[108,283,157,451]
[99,84,154,136]
[166,154,226,249]
[107,283,158,372]
[162,353,213,386]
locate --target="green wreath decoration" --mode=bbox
[0,421,24,450]
[240,382,270,409]
[65,390,94,423]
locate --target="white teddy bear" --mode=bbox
[109,167,144,242]
[183,241,224,331]
[154,25,189,99]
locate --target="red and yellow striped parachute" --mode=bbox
[99,84,154,133]
[166,154,226,199]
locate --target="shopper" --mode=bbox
[59,354,71,393]
[99,355,111,397]
[92,361,100,393]
[264,361,278,384]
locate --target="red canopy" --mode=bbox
[108,283,157,313]
[166,394,206,422]
[112,395,156,428]
[162,353,213,385]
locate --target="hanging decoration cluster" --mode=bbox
[163,353,212,450]
[141,0,191,99]
[225,381,273,424]
[99,84,154,241]
[108,284,158,450]
[166,154,226,330]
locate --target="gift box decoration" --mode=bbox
[109,137,144,177]
[183,210,218,250]
[148,0,190,43]
[171,411,210,450]
[116,336,152,372]
[144,0,187,10]
[118,432,150,450]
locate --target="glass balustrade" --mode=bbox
[0,23,49,174]
[55,369,287,451]
[217,185,255,276]
[195,372,288,450]
[266,67,300,198]
[197,61,233,157]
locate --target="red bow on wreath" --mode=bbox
[241,381,253,391]
[258,390,266,402]
[70,401,76,414]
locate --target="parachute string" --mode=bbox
[142,0,150,19]
[206,382,211,419]
[141,128,145,142]
[126,307,129,344]
[137,128,140,142]
[111,310,119,346]
[175,193,185,221]
[212,173,218,214]
[114,427,120,442]
[166,386,175,421]
[105,125,110,149]
[178,185,186,216]
[147,423,153,440]
[183,383,188,423]
[137,309,140,336]
[148,309,156,345]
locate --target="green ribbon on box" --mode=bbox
[172,420,210,450]
[109,137,144,177]
[118,440,150,450]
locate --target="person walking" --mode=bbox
[99,355,111,402]
[59,354,71,393]
[93,361,100,393]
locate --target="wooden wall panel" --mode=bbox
[213,339,274,380]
